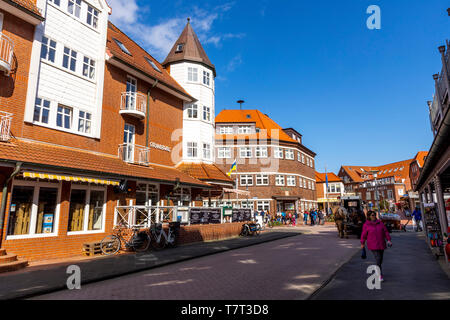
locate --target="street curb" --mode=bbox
[306,245,360,300]
[9,231,300,300]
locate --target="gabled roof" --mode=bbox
[106,22,194,102]
[315,172,342,183]
[215,109,298,144]
[162,19,216,76]
[0,139,209,188]
[176,162,233,185]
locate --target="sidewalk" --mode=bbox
[0,230,300,300]
[311,231,450,300]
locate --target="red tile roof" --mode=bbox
[341,158,414,183]
[176,162,233,184]
[6,0,43,18]
[215,110,298,143]
[414,151,428,167]
[106,22,194,101]
[0,139,209,187]
[315,172,341,183]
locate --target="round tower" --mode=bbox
[163,19,216,164]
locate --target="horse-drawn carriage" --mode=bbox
[334,196,366,238]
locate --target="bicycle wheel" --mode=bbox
[254,225,261,236]
[100,235,121,255]
[167,232,178,248]
[133,232,151,252]
[151,230,166,250]
[268,221,274,228]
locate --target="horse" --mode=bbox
[333,206,349,238]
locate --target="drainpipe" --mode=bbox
[146,80,159,148]
[0,162,22,248]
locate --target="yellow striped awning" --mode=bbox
[23,172,120,186]
[317,198,339,203]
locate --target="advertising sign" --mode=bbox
[231,209,252,222]
[43,214,54,233]
[189,208,222,225]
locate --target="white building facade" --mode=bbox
[24,0,111,139]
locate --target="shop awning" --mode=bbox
[223,188,251,196]
[22,171,120,186]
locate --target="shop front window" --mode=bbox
[8,186,34,235]
[36,187,58,234]
[88,190,105,230]
[68,189,86,232]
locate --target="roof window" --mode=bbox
[176,44,184,52]
[113,38,131,56]
[145,57,161,73]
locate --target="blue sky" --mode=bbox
[108,0,449,174]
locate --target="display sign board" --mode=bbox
[231,209,252,222]
[189,208,222,224]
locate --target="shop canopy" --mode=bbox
[223,188,251,196]
[317,198,339,203]
[22,171,120,186]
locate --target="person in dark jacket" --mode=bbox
[361,211,392,282]
[412,207,422,232]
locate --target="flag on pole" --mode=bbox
[325,172,329,190]
[227,159,237,177]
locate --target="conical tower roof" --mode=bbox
[163,19,216,76]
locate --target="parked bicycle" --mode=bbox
[149,222,181,250]
[100,223,151,255]
[240,222,260,236]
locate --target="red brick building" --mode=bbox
[315,172,344,211]
[338,152,427,211]
[0,5,218,264]
[214,109,317,214]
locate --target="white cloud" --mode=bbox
[107,0,139,24]
[107,1,243,60]
[227,54,243,72]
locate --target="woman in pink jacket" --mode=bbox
[360,211,392,281]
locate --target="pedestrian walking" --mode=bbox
[360,211,392,282]
[293,212,297,226]
[282,211,287,225]
[303,211,308,225]
[318,210,324,225]
[310,210,316,226]
[412,207,422,232]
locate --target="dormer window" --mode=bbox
[176,44,184,52]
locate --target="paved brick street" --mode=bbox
[31,226,360,300]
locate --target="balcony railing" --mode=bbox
[118,143,150,165]
[0,33,14,75]
[0,111,12,142]
[119,92,147,119]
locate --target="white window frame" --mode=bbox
[40,36,57,63]
[33,97,51,124]
[56,105,73,129]
[87,5,99,29]
[67,0,82,18]
[203,143,211,159]
[82,56,95,80]
[203,106,211,122]
[257,201,270,211]
[240,175,253,187]
[366,192,372,200]
[67,184,107,235]
[285,149,294,160]
[256,174,269,186]
[188,67,198,82]
[218,147,231,159]
[187,142,198,158]
[238,126,251,134]
[62,46,77,72]
[301,154,305,164]
[275,175,285,186]
[287,176,296,186]
[274,147,284,159]
[219,126,233,134]
[6,180,62,240]
[187,104,198,119]
[297,152,301,162]
[240,147,252,158]
[203,70,210,86]
[78,110,92,134]
[255,146,268,158]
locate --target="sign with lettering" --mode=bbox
[189,208,222,224]
[231,209,252,222]
[149,142,171,152]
